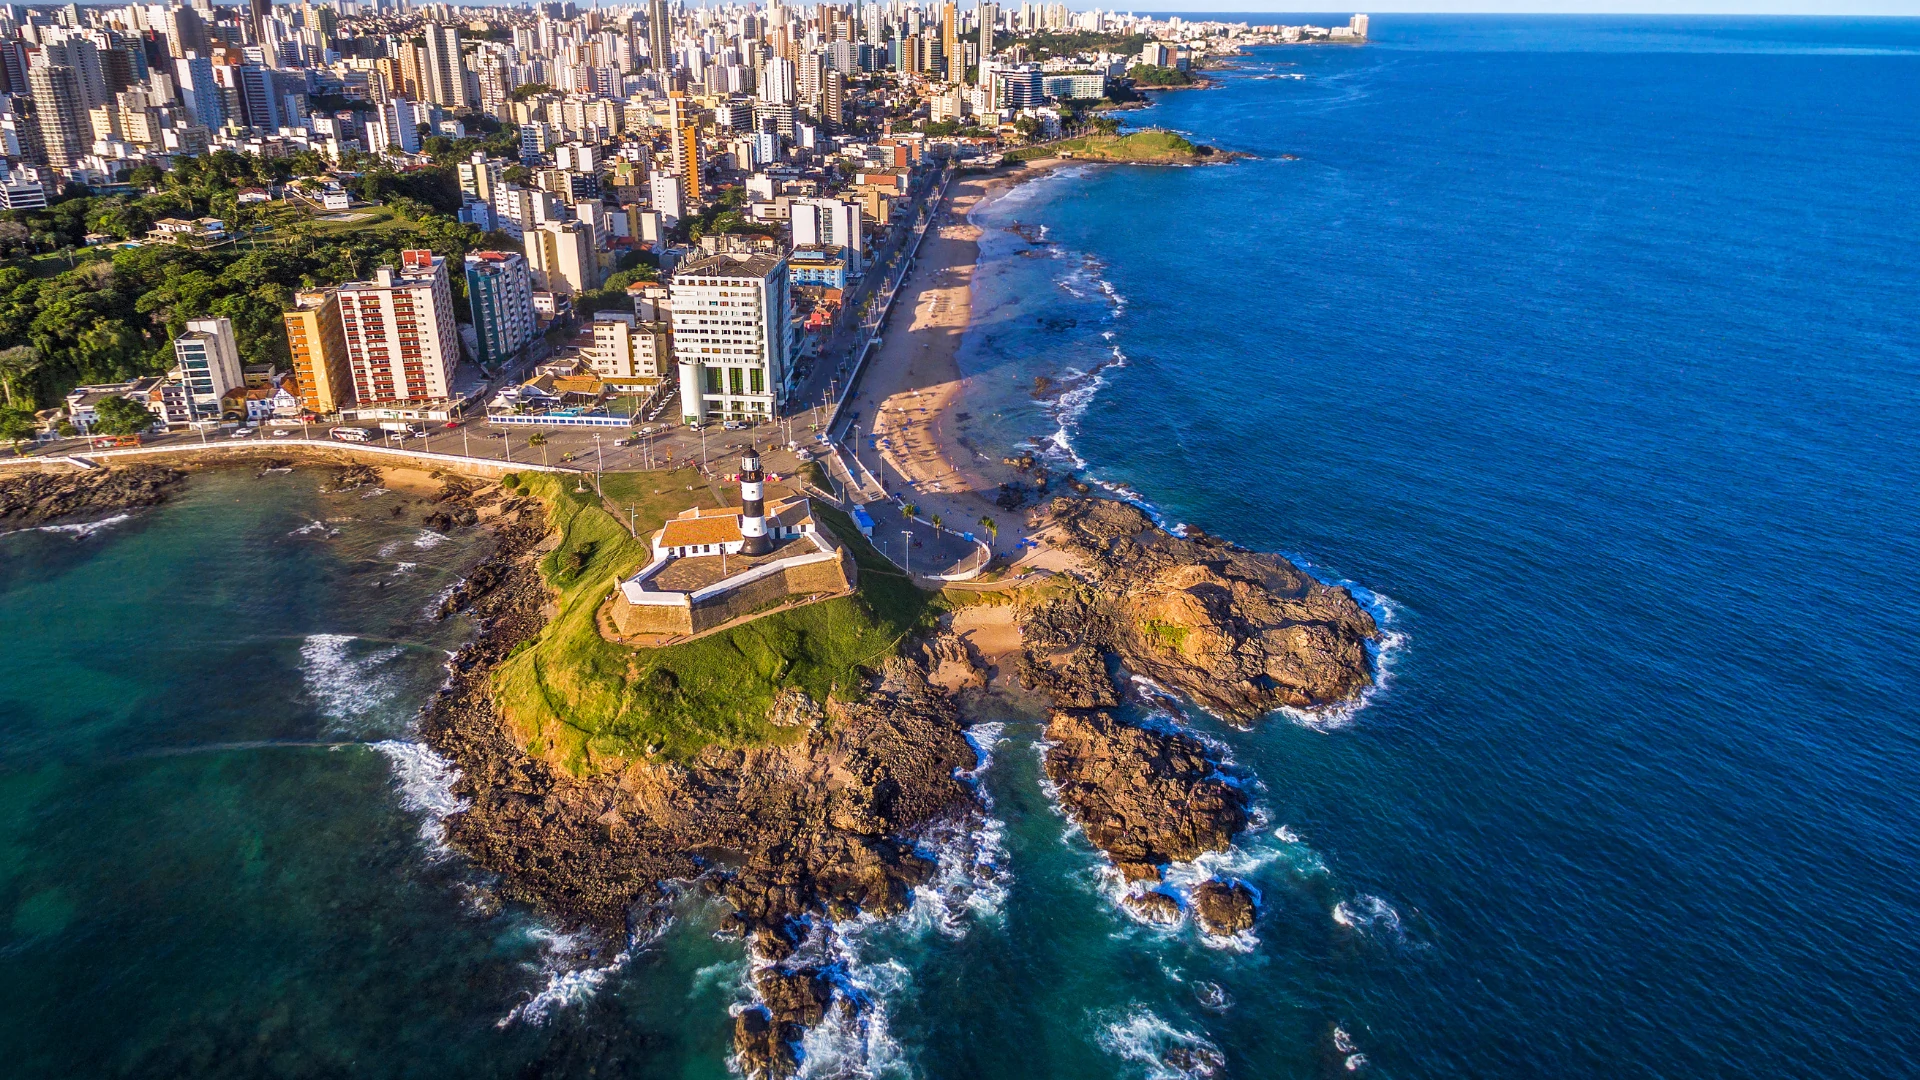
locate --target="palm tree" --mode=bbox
[930,512,943,532]
[527,431,548,465]
[0,346,40,408]
[978,515,998,549]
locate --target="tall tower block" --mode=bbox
[739,449,771,555]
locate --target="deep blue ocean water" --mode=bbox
[4,16,1918,1079]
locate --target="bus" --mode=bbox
[89,434,143,448]
[329,426,373,443]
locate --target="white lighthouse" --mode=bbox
[739,448,771,556]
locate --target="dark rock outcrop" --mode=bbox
[1191,879,1257,936]
[1035,497,1378,725]
[1041,709,1248,882]
[0,464,185,528]
[318,461,381,492]
[1121,889,1183,926]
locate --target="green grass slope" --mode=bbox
[491,472,934,775]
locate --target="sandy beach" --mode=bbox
[854,159,1070,567]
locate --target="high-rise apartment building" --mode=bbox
[423,24,470,109]
[282,289,353,415]
[26,64,85,169]
[647,0,671,73]
[338,250,460,404]
[464,250,536,371]
[524,219,600,297]
[173,316,245,419]
[671,252,791,423]
[942,1,958,82]
[587,311,671,389]
[173,52,224,130]
[823,69,846,126]
[790,197,865,270]
[978,1,998,72]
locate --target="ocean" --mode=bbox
[6,16,1920,1079]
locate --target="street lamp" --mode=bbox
[901,528,913,576]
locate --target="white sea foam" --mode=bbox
[300,633,408,734]
[424,580,462,618]
[289,519,333,537]
[793,955,911,1080]
[1333,1026,1369,1071]
[1332,894,1406,942]
[23,512,133,538]
[393,561,417,574]
[496,946,633,1028]
[412,528,451,549]
[1095,1006,1225,1079]
[369,739,469,854]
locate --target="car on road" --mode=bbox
[485,431,506,439]
[722,420,748,430]
[272,428,296,438]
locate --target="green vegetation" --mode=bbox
[1128,64,1195,87]
[1143,619,1191,652]
[1006,29,1149,61]
[0,150,487,410]
[491,472,936,775]
[92,396,157,435]
[1048,129,1208,163]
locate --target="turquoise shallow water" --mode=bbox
[6,15,1920,1079]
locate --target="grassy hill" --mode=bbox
[490,471,934,775]
[1009,129,1216,164]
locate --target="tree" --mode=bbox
[93,395,157,435]
[127,164,166,192]
[0,345,40,407]
[930,512,943,532]
[978,515,998,547]
[0,406,35,453]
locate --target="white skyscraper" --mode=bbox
[671,252,792,424]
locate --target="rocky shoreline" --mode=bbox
[0,463,188,529]
[1013,497,1379,935]
[410,478,994,1078]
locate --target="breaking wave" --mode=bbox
[300,633,408,734]
[1332,894,1406,941]
[369,739,469,855]
[496,924,638,1028]
[18,512,133,538]
[1095,1006,1225,1079]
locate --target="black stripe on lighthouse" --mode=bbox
[740,449,771,555]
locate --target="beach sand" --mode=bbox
[857,161,1068,565]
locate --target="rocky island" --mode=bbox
[1008,497,1379,931]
